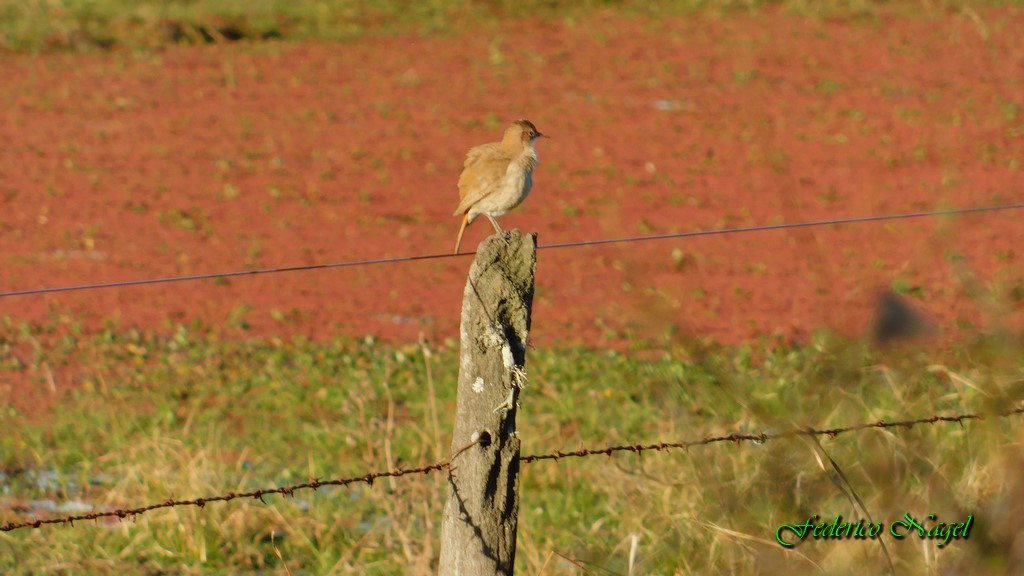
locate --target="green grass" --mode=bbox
[1,320,1023,574]
[2,0,1023,53]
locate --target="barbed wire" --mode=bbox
[520,407,1024,463]
[1,203,1020,299]
[3,406,1021,533]
[0,462,450,532]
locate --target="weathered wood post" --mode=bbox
[438,231,537,576]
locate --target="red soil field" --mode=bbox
[1,8,1022,357]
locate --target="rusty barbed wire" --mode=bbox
[519,407,1024,463]
[3,407,1022,533]
[0,462,451,533]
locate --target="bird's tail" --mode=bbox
[453,213,470,254]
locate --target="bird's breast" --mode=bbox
[505,152,536,192]
[464,146,538,218]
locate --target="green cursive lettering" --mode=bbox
[776,516,818,548]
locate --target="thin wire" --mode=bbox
[0,252,462,298]
[538,202,1024,250]
[1,203,1020,299]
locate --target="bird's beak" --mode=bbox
[537,132,549,139]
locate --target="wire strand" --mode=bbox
[538,202,1024,250]
[1,203,1020,299]
[3,406,1021,533]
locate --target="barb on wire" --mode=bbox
[1,437,485,534]
[3,407,1021,533]
[0,462,450,533]
[519,407,1024,463]
[1,203,1020,298]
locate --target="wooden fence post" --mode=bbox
[438,231,537,576]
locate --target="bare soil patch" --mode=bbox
[1,9,1021,373]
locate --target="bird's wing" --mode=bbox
[453,144,513,216]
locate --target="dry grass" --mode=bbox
[1,321,1023,573]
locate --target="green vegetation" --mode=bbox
[2,320,1022,573]
[1,0,1022,53]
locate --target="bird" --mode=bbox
[453,119,545,254]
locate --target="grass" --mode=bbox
[2,0,1023,53]
[1,320,1023,574]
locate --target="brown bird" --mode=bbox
[453,119,545,254]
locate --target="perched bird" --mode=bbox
[453,119,545,254]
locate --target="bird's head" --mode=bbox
[507,119,546,145]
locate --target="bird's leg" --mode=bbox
[453,213,470,254]
[486,215,503,234]
[485,215,511,245]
